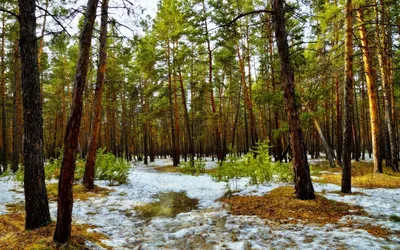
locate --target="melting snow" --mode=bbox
[0,158,399,249]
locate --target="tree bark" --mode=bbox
[83,0,109,190]
[167,41,179,166]
[374,0,398,171]
[202,0,223,161]
[311,114,337,168]
[1,14,7,173]
[54,0,99,244]
[178,69,194,166]
[342,0,354,193]
[12,38,23,172]
[357,8,383,173]
[18,0,51,229]
[246,26,258,148]
[272,0,315,200]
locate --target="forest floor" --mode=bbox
[0,157,400,249]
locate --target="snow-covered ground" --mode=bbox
[0,176,24,214]
[1,158,399,249]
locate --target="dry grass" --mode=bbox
[309,160,342,174]
[344,219,400,239]
[0,213,110,249]
[311,160,400,188]
[154,165,216,175]
[220,186,366,224]
[360,225,394,238]
[328,190,367,196]
[46,183,113,201]
[316,173,400,188]
[5,203,25,213]
[154,165,181,173]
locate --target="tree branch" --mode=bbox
[0,8,19,19]
[36,5,71,36]
[223,9,274,27]
[35,31,64,41]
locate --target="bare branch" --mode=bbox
[223,9,274,27]
[35,31,64,41]
[0,8,19,19]
[109,18,136,33]
[36,5,71,36]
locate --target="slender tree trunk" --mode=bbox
[311,114,337,168]
[243,100,249,152]
[266,17,282,161]
[272,0,315,200]
[237,42,257,151]
[83,0,109,189]
[202,0,222,161]
[12,39,23,172]
[246,26,258,147]
[143,120,148,165]
[178,69,194,166]
[149,125,155,162]
[37,0,48,67]
[167,41,179,166]
[231,86,241,150]
[1,15,6,173]
[360,72,366,160]
[332,0,343,164]
[342,0,354,193]
[357,8,383,173]
[374,0,398,171]
[353,88,361,161]
[173,70,180,163]
[54,0,99,244]
[18,0,51,229]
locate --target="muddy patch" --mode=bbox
[134,191,199,219]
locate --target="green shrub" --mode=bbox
[179,159,206,176]
[0,166,24,183]
[75,157,86,181]
[0,167,13,178]
[211,141,293,190]
[15,167,24,183]
[95,148,130,185]
[389,214,400,223]
[45,150,63,180]
[44,149,84,181]
[6,148,130,186]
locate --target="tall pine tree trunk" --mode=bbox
[54,0,99,243]
[178,69,194,166]
[83,0,109,189]
[202,0,222,161]
[374,0,398,171]
[1,14,7,173]
[167,41,179,166]
[342,0,354,193]
[18,0,51,229]
[12,38,23,172]
[272,0,315,200]
[357,8,383,173]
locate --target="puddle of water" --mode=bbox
[134,191,199,219]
